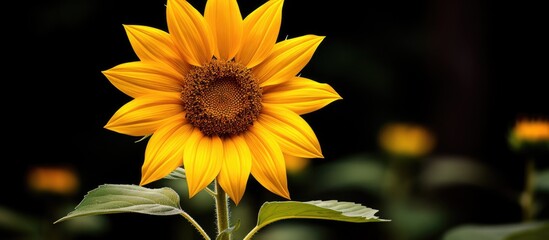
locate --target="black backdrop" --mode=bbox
[4,0,548,239]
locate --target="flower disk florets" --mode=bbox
[182,59,262,138]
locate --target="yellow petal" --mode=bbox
[204,0,243,60]
[236,0,283,68]
[123,24,190,75]
[243,125,290,199]
[105,92,184,136]
[258,104,323,158]
[262,76,342,115]
[167,0,215,66]
[217,135,252,205]
[254,35,325,87]
[140,115,192,185]
[102,61,183,99]
[183,130,223,198]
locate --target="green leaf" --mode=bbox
[0,206,41,233]
[54,184,184,224]
[442,221,549,240]
[314,154,386,193]
[164,167,186,180]
[385,200,447,240]
[421,156,498,189]
[507,223,549,240]
[257,200,389,228]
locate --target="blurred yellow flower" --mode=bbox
[103,0,340,204]
[378,122,435,158]
[284,155,311,174]
[27,167,79,195]
[512,119,549,141]
[509,118,549,152]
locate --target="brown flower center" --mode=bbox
[182,59,262,138]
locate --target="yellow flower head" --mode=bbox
[378,122,435,158]
[512,119,549,141]
[27,166,79,195]
[284,154,311,174]
[509,118,549,152]
[103,0,341,204]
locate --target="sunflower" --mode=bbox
[103,0,341,204]
[378,122,435,158]
[512,119,549,142]
[509,118,549,152]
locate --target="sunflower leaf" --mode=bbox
[164,167,186,180]
[256,200,389,229]
[442,221,549,240]
[54,184,184,224]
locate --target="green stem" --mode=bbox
[385,155,413,200]
[215,180,231,240]
[521,158,536,222]
[179,211,210,240]
[243,226,260,240]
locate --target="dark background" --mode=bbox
[3,0,548,239]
